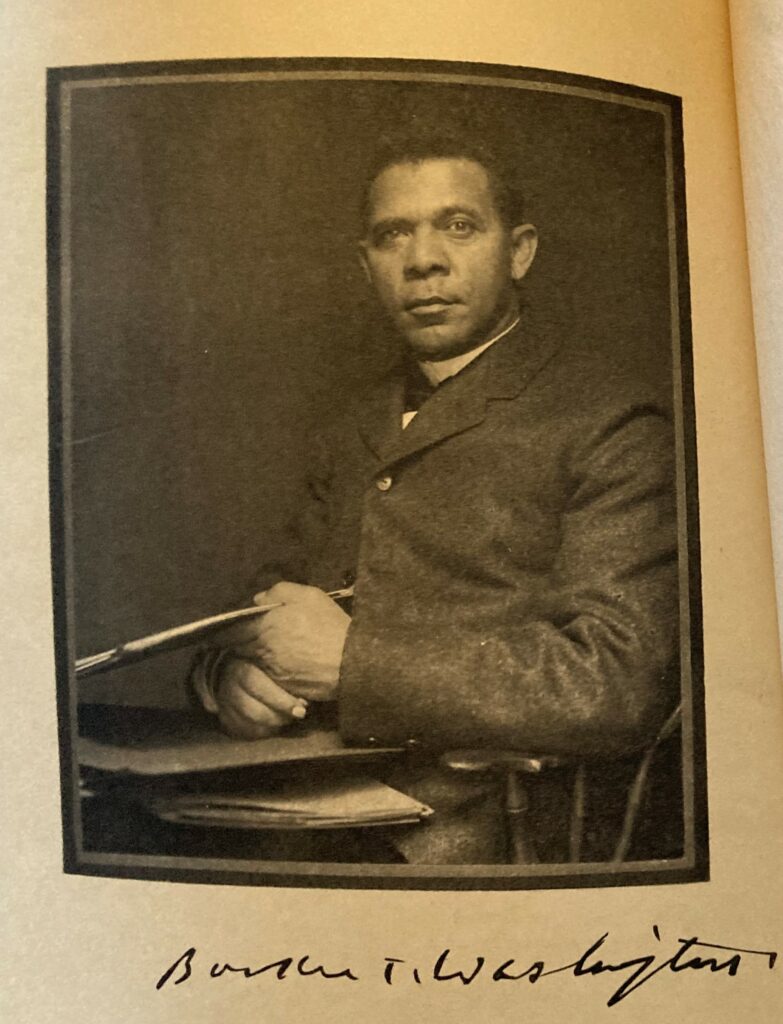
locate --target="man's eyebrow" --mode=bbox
[433,204,486,225]
[370,216,414,235]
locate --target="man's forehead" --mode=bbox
[366,157,496,221]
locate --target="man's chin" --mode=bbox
[400,326,477,362]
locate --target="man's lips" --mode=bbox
[404,296,460,312]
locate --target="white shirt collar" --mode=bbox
[418,315,521,387]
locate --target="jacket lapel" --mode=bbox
[387,355,490,464]
[486,312,559,401]
[355,362,406,465]
[357,313,559,469]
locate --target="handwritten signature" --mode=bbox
[156,926,777,1006]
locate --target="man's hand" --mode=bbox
[213,657,308,740]
[218,581,350,702]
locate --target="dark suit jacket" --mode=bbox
[258,313,682,864]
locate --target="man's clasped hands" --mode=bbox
[207,582,351,739]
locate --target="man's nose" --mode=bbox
[402,227,450,280]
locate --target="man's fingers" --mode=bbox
[219,703,283,741]
[229,684,291,728]
[229,640,266,662]
[209,617,266,648]
[209,581,312,647]
[253,581,312,605]
[234,661,307,716]
[228,612,282,661]
[217,658,307,727]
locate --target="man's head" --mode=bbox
[358,129,538,361]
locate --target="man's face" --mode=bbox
[359,157,537,360]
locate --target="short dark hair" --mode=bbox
[360,125,525,232]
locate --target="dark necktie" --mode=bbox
[404,362,437,413]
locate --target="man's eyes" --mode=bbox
[373,219,478,247]
[445,218,477,237]
[375,227,406,247]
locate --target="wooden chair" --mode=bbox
[441,704,682,865]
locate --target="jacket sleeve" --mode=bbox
[337,406,680,758]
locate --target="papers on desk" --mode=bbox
[148,776,433,830]
[77,704,429,832]
[77,704,401,776]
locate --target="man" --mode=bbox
[193,129,681,865]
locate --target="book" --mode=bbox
[2,2,783,1023]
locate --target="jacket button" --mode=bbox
[376,474,393,491]
[405,738,420,750]
[367,736,377,746]
[341,570,356,588]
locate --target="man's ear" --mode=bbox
[357,241,372,284]
[509,224,538,283]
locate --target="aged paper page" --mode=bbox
[730,0,783,649]
[2,1,782,1021]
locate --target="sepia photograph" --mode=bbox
[48,57,705,888]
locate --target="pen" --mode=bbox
[75,585,354,679]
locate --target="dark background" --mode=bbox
[66,76,673,705]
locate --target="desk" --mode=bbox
[78,703,411,863]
